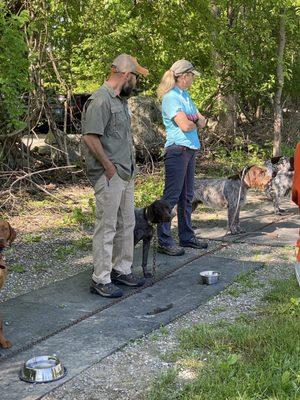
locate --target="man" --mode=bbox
[82,54,149,298]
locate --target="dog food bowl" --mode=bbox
[199,271,220,285]
[19,355,67,383]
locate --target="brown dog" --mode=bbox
[0,221,16,349]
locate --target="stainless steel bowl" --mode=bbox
[19,355,67,383]
[200,270,220,285]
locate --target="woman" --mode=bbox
[157,60,208,256]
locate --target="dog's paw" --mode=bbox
[0,338,12,349]
[143,271,153,279]
[230,226,245,235]
[275,209,284,215]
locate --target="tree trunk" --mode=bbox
[273,10,286,157]
[211,1,237,134]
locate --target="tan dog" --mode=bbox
[0,221,16,348]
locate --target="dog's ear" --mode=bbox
[0,222,16,247]
[271,156,282,165]
[233,166,251,181]
[146,203,155,223]
[228,173,240,180]
[243,165,260,187]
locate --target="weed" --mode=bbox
[159,325,169,336]
[150,332,159,342]
[211,305,227,314]
[23,233,42,243]
[33,263,48,273]
[10,264,25,273]
[73,236,92,251]
[225,285,242,297]
[54,245,76,260]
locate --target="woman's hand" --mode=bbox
[196,113,207,129]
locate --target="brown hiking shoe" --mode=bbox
[90,281,123,298]
[157,245,185,256]
[111,270,145,287]
[180,237,208,249]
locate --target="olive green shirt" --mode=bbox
[82,82,136,186]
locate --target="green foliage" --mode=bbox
[42,0,300,118]
[213,137,271,174]
[0,4,30,132]
[1,0,299,164]
[64,203,95,227]
[135,172,164,208]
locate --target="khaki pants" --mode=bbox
[92,173,135,285]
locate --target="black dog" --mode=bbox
[134,200,171,278]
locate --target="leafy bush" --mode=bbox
[135,172,164,208]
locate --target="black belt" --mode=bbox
[166,144,196,152]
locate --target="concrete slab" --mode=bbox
[237,217,299,247]
[0,245,219,360]
[0,255,261,400]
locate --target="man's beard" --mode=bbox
[120,82,135,97]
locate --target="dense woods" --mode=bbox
[0,0,299,178]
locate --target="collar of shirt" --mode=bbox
[103,81,118,98]
[174,86,188,97]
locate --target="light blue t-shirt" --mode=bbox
[162,86,200,149]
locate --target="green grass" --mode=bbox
[10,263,26,273]
[54,244,76,260]
[32,263,48,273]
[224,271,264,297]
[53,237,92,260]
[73,236,92,251]
[22,233,42,243]
[147,277,300,400]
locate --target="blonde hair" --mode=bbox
[157,69,176,99]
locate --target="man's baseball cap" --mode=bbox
[170,60,200,76]
[112,54,149,76]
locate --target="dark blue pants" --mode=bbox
[157,144,196,247]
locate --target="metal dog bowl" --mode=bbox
[19,355,67,383]
[200,270,220,285]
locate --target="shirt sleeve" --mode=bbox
[82,96,110,136]
[162,93,183,120]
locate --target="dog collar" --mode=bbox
[144,207,155,227]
